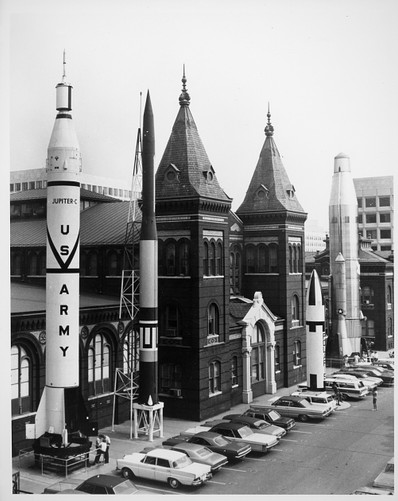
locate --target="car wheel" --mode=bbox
[168,478,180,489]
[299,414,308,422]
[121,467,134,479]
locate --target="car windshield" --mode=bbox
[113,481,139,494]
[237,426,252,438]
[255,421,270,429]
[173,455,193,468]
[196,447,211,457]
[268,410,282,420]
[213,435,230,446]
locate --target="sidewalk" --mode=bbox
[13,368,350,494]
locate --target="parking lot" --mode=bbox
[13,378,394,496]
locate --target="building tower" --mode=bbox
[236,107,307,388]
[329,153,362,356]
[155,69,232,420]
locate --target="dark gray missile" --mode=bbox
[138,91,158,405]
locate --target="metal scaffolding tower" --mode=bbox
[112,126,143,434]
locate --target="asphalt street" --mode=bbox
[13,380,394,496]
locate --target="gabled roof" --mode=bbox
[10,187,118,203]
[237,111,305,215]
[10,201,139,247]
[155,74,231,204]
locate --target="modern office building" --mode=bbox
[354,176,394,252]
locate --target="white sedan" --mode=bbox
[116,448,212,489]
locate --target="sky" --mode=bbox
[3,0,398,231]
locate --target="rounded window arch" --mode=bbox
[88,332,112,396]
[231,356,238,387]
[208,303,219,336]
[203,241,209,276]
[209,241,216,275]
[106,250,118,276]
[269,244,278,273]
[166,240,176,276]
[246,245,256,273]
[215,241,223,275]
[28,252,38,275]
[274,343,281,373]
[122,327,139,374]
[387,285,392,304]
[178,239,190,276]
[230,244,241,294]
[291,294,300,326]
[209,360,221,395]
[251,323,265,382]
[11,253,22,276]
[294,340,302,366]
[11,344,33,415]
[87,251,98,276]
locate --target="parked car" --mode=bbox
[116,448,212,489]
[162,431,251,461]
[373,457,394,491]
[373,361,394,371]
[351,485,394,495]
[290,390,337,410]
[263,395,333,421]
[222,413,286,439]
[333,370,383,388]
[243,407,296,431]
[323,377,368,400]
[354,365,394,386]
[43,474,149,495]
[168,442,228,473]
[328,372,377,392]
[182,421,279,453]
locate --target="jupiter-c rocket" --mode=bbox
[329,152,362,356]
[34,55,82,440]
[138,91,159,406]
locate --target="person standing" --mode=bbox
[94,434,106,464]
[103,434,111,464]
[372,388,378,411]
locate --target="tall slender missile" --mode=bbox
[306,269,325,390]
[35,54,81,437]
[329,153,361,355]
[138,91,158,406]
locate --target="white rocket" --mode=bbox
[329,153,361,356]
[35,54,81,438]
[306,269,325,390]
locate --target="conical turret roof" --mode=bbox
[237,109,304,215]
[156,71,230,203]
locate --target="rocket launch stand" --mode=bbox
[132,402,164,441]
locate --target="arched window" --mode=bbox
[11,345,32,415]
[246,245,255,273]
[269,244,278,272]
[88,333,111,395]
[11,253,22,276]
[231,356,238,387]
[388,317,393,337]
[203,241,209,276]
[28,253,38,275]
[274,344,280,373]
[291,295,300,326]
[209,242,216,275]
[216,241,223,275]
[251,324,265,382]
[289,246,293,273]
[87,252,98,276]
[387,285,392,304]
[208,303,219,336]
[209,360,221,395]
[178,239,190,276]
[293,246,298,273]
[230,245,241,294]
[166,241,176,275]
[258,245,266,272]
[160,363,182,395]
[294,340,302,366]
[164,303,180,337]
[39,252,46,275]
[123,328,139,374]
[361,286,374,305]
[297,244,302,273]
[106,251,118,276]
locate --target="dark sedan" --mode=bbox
[222,414,286,439]
[354,366,394,386]
[163,431,251,461]
[43,474,148,495]
[243,407,296,431]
